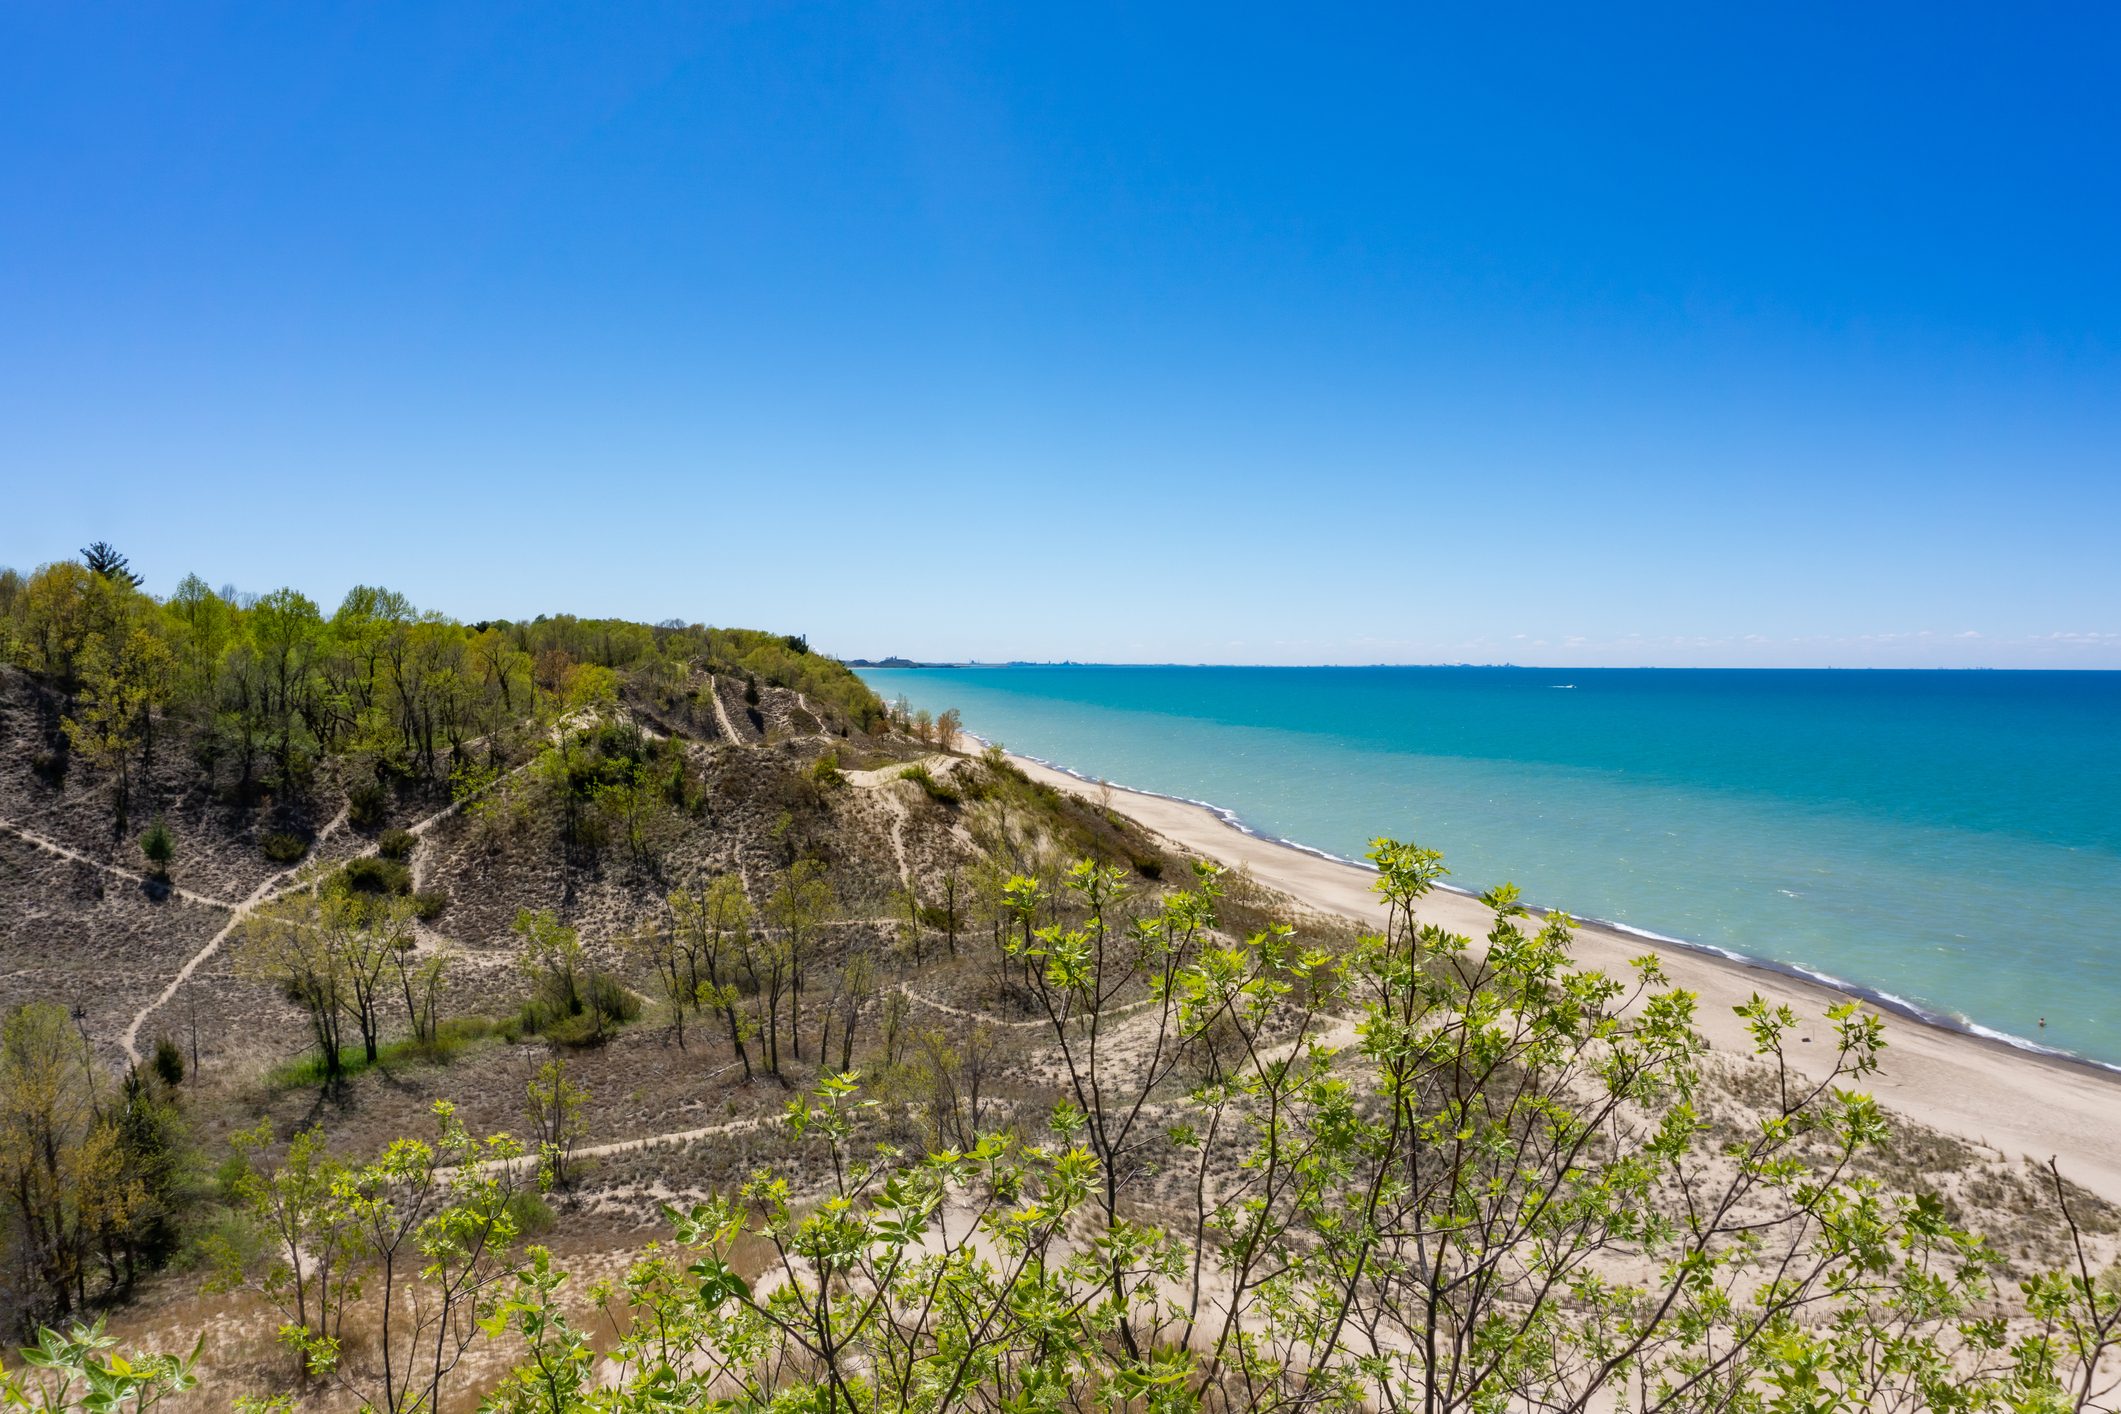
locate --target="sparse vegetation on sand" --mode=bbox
[0,550,2119,1410]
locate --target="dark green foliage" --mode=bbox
[108,1066,192,1280]
[514,973,638,1048]
[259,831,308,863]
[149,1036,184,1086]
[331,854,445,918]
[743,676,760,706]
[534,721,699,863]
[587,973,641,1027]
[139,818,175,875]
[80,542,140,587]
[346,778,389,828]
[377,827,417,860]
[551,723,689,802]
[341,856,412,896]
[809,751,845,789]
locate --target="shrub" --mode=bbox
[411,889,449,921]
[346,778,388,828]
[588,971,642,1025]
[150,1035,185,1086]
[810,752,846,789]
[404,1014,492,1064]
[378,827,418,861]
[523,970,641,1048]
[591,722,646,765]
[507,1191,557,1238]
[259,832,308,863]
[342,856,412,895]
[899,763,960,806]
[139,818,175,875]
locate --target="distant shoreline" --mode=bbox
[961,732,2121,1202]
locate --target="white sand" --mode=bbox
[994,749,2121,1203]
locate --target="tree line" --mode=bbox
[0,548,884,833]
[0,1004,188,1332]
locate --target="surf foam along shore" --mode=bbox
[968,735,2116,1075]
[967,736,2121,1203]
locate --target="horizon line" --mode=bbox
[847,659,2121,673]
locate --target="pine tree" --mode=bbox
[79,542,140,587]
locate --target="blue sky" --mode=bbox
[3,3,2116,667]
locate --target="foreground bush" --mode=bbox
[69,842,2121,1411]
[0,1321,196,1412]
[480,842,2121,1411]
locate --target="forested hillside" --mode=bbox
[1,549,2119,1411]
[0,547,882,828]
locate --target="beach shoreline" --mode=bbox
[984,737,2118,1075]
[976,737,2121,1203]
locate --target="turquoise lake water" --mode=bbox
[858,666,2121,1067]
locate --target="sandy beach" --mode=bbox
[995,747,2121,1204]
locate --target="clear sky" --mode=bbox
[4,4,2117,667]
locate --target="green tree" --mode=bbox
[736,924,791,1080]
[210,1123,359,1370]
[78,543,139,587]
[678,876,757,1077]
[388,935,452,1048]
[763,859,835,1063]
[594,762,668,871]
[0,1003,125,1323]
[163,574,234,740]
[512,909,586,1027]
[822,948,877,1074]
[243,587,323,788]
[512,909,632,1045]
[61,624,172,832]
[626,913,696,1052]
[138,818,175,878]
[236,895,350,1079]
[289,1103,532,1413]
[10,563,100,682]
[236,891,407,1077]
[487,1074,1156,1413]
[525,1057,587,1191]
